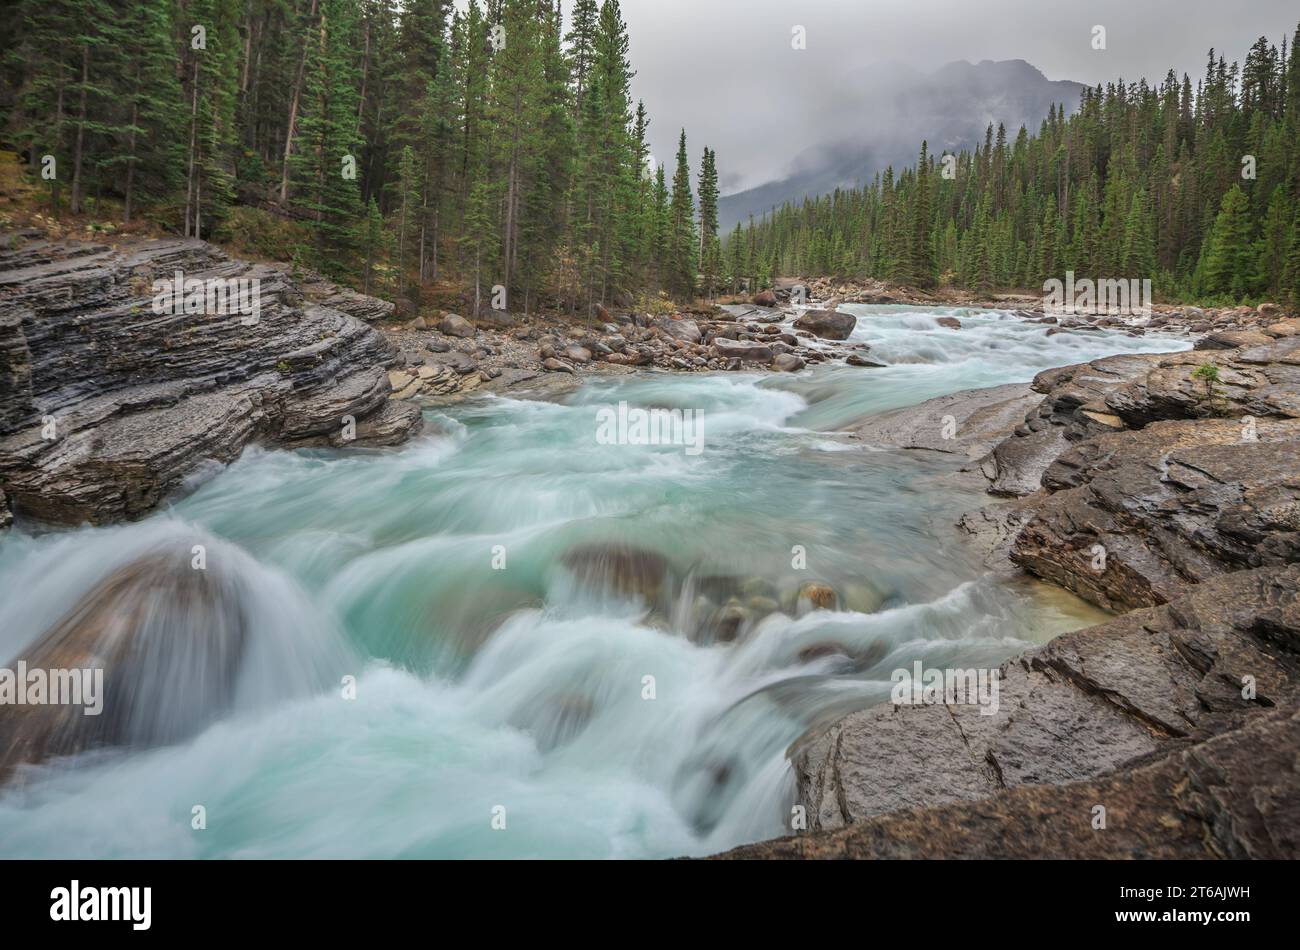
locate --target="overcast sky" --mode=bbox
[609,0,1300,193]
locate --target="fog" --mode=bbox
[615,0,1300,194]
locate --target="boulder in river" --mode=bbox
[560,542,669,605]
[0,548,251,783]
[793,309,856,340]
[845,354,885,368]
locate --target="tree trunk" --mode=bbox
[184,56,200,238]
[124,63,141,224]
[279,0,319,205]
[356,19,370,134]
[70,45,89,215]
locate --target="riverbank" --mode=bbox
[720,315,1300,859]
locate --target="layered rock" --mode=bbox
[852,383,1039,460]
[0,234,421,525]
[1011,417,1300,610]
[720,702,1300,859]
[793,566,1300,828]
[731,324,1300,859]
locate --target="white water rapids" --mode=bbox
[0,306,1191,857]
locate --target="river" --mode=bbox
[0,305,1191,857]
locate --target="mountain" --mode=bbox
[719,59,1085,229]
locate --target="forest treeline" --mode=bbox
[1,0,722,313]
[735,27,1300,306]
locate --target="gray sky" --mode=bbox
[613,0,1300,194]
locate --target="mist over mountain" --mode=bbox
[719,59,1085,229]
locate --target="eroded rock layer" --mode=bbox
[0,234,421,525]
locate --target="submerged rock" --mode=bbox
[0,549,252,783]
[795,581,837,612]
[560,542,669,604]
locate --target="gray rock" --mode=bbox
[782,564,1300,836]
[437,313,476,338]
[845,354,885,367]
[657,316,702,344]
[712,338,773,363]
[793,309,856,340]
[720,702,1300,859]
[852,384,1039,460]
[426,350,479,375]
[0,235,420,526]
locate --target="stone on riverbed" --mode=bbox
[560,542,669,605]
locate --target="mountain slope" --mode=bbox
[720,59,1085,229]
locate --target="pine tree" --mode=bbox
[291,0,365,279]
[697,146,720,297]
[1200,185,1256,297]
[667,129,697,299]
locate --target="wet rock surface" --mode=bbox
[720,701,1300,859]
[851,383,1040,460]
[793,308,857,340]
[723,564,1300,858]
[0,234,421,526]
[729,308,1300,860]
[0,549,252,783]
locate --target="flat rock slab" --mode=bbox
[852,383,1038,460]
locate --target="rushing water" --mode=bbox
[0,306,1191,858]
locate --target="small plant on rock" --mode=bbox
[1192,362,1230,414]
[1192,362,1221,397]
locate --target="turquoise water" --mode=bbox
[0,306,1190,858]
